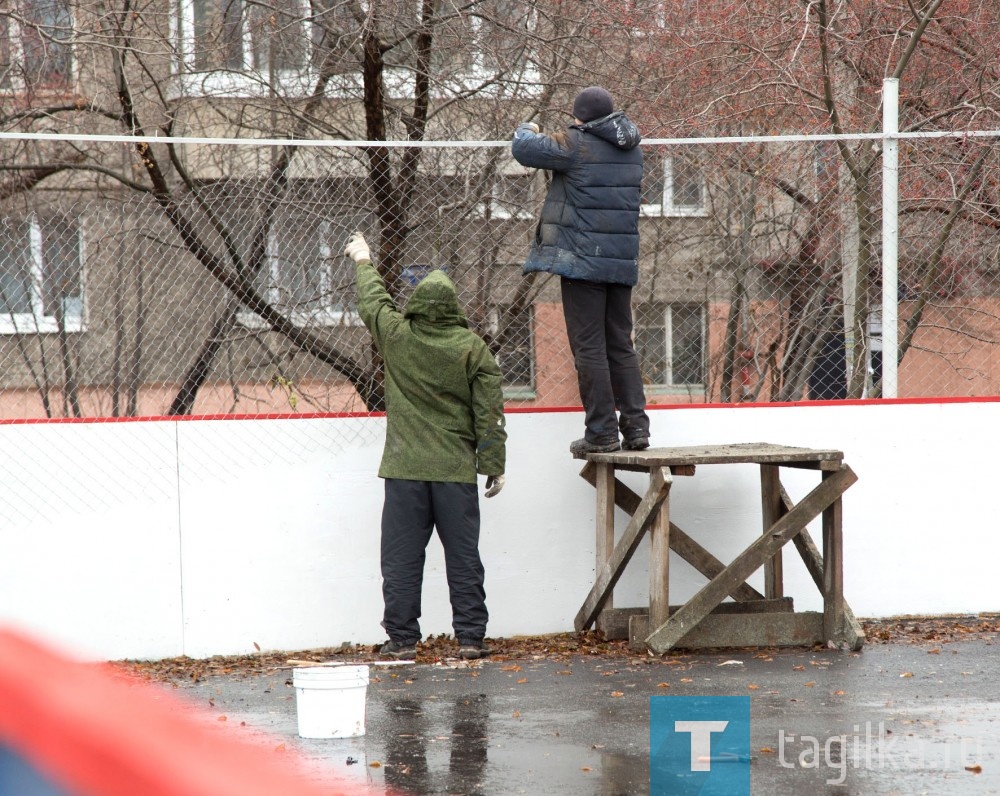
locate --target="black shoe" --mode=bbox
[457,641,492,660]
[569,437,621,455]
[379,640,417,660]
[622,435,650,451]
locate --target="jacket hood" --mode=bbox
[404,269,468,326]
[573,110,641,151]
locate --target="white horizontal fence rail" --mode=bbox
[5,128,1000,146]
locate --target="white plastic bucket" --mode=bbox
[292,665,369,739]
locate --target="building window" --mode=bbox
[641,154,707,217]
[634,302,705,389]
[0,0,73,91]
[0,213,85,334]
[176,0,312,92]
[488,304,534,398]
[239,215,356,327]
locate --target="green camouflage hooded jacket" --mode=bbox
[355,260,507,483]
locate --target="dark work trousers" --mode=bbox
[381,478,487,646]
[561,278,650,442]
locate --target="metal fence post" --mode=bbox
[881,77,899,399]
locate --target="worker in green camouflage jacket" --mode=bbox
[345,232,507,661]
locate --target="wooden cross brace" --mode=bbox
[574,460,861,653]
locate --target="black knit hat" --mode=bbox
[572,86,614,122]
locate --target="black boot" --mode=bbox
[569,437,621,455]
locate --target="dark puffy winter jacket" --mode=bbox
[511,111,643,286]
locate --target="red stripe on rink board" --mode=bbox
[0,629,379,796]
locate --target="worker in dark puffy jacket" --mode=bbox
[344,232,506,661]
[512,86,651,456]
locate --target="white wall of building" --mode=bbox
[0,400,996,660]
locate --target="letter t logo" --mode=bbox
[674,720,729,771]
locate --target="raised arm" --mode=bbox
[511,123,575,172]
[345,232,403,347]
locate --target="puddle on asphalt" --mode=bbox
[286,693,652,796]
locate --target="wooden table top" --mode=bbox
[580,442,844,470]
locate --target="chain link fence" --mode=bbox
[1,132,999,435]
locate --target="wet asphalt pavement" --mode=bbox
[168,639,1000,795]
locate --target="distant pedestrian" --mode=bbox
[344,232,507,661]
[512,86,650,454]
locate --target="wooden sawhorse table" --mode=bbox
[574,443,864,653]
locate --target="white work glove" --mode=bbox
[344,231,371,263]
[520,122,540,134]
[484,474,505,498]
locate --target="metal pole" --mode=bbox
[881,78,899,398]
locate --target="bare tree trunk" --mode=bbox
[898,148,990,364]
[112,238,125,417]
[721,173,757,403]
[107,0,382,411]
[127,251,144,417]
[164,16,364,413]
[846,173,876,398]
[55,303,81,418]
[168,303,237,416]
